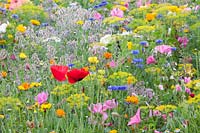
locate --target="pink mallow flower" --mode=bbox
[177,36,189,48]
[88,103,108,121]
[110,8,124,18]
[128,108,141,126]
[175,84,182,92]
[184,77,191,84]
[103,99,118,111]
[154,45,172,54]
[146,55,156,64]
[94,12,102,20]
[35,92,48,105]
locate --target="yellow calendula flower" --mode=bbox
[125,95,139,104]
[18,82,31,91]
[76,20,84,25]
[88,56,99,64]
[17,24,26,33]
[0,40,6,44]
[30,20,41,26]
[40,103,52,111]
[0,114,5,119]
[19,52,27,59]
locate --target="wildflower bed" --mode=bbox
[0,0,200,133]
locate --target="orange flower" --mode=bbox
[1,71,7,78]
[125,96,139,104]
[104,52,112,59]
[56,109,65,117]
[146,13,156,21]
[49,59,55,65]
[18,82,31,90]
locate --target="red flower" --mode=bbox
[50,65,68,81]
[67,68,89,84]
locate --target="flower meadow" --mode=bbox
[0,0,200,132]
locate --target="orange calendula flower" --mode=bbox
[125,96,139,104]
[1,71,7,78]
[49,58,56,65]
[56,109,66,117]
[104,52,112,59]
[146,13,156,21]
[18,82,31,90]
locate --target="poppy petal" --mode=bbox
[67,68,89,84]
[50,65,68,81]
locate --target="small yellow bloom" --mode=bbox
[16,24,26,33]
[4,4,10,9]
[125,96,139,104]
[0,40,6,44]
[88,56,99,64]
[30,20,41,26]
[1,71,7,78]
[18,82,31,91]
[7,34,13,39]
[127,42,133,50]
[76,20,84,25]
[7,0,11,3]
[19,52,27,59]
[109,130,117,133]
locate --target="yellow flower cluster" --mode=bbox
[178,64,196,76]
[19,52,27,59]
[66,93,90,108]
[145,67,161,74]
[108,71,137,85]
[155,104,177,112]
[83,73,107,85]
[0,97,23,111]
[187,93,200,104]
[88,56,99,64]
[18,82,42,91]
[109,130,118,133]
[51,84,75,96]
[134,25,155,33]
[185,79,200,90]
[103,16,125,24]
[125,96,139,104]
[76,20,84,25]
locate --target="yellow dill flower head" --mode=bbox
[155,104,177,112]
[88,56,99,64]
[103,16,125,24]
[125,96,139,104]
[109,130,118,133]
[66,93,90,108]
[16,24,26,33]
[19,52,27,59]
[76,20,84,25]
[51,84,74,96]
[30,19,40,26]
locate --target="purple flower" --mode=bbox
[177,36,189,48]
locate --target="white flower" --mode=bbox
[0,21,9,33]
[100,34,113,45]
[43,36,61,43]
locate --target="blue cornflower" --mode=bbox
[140,41,148,46]
[11,14,19,19]
[132,58,143,63]
[0,8,6,13]
[156,39,163,44]
[135,64,144,69]
[68,63,75,68]
[108,85,127,91]
[131,50,140,55]
[88,18,95,21]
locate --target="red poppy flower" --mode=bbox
[50,65,68,81]
[67,68,89,84]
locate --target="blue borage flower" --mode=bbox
[157,14,163,19]
[155,39,163,44]
[131,50,140,55]
[108,85,127,91]
[132,58,143,63]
